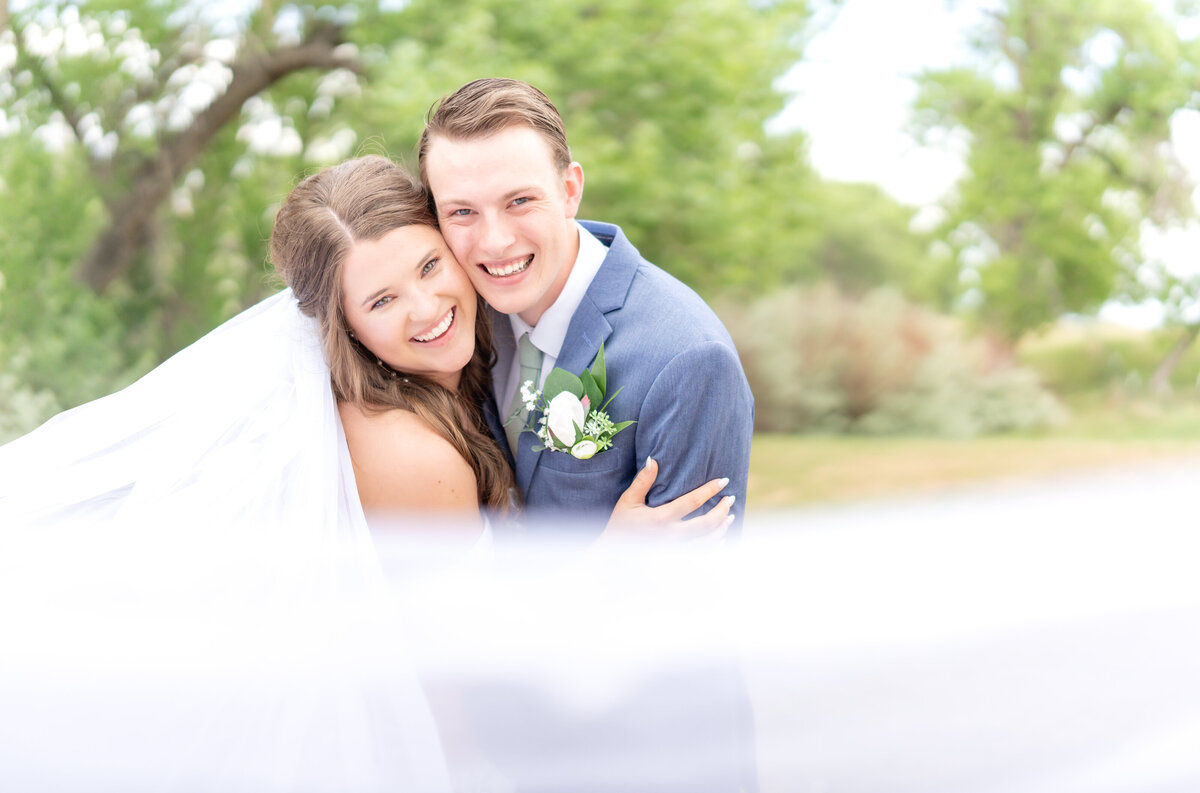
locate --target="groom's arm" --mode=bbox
[635,340,754,530]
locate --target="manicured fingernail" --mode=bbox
[718,477,730,489]
[724,494,736,505]
[646,455,654,468]
[724,514,735,528]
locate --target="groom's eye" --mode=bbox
[450,208,471,217]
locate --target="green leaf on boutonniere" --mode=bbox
[580,368,603,410]
[543,367,583,401]
[590,343,607,395]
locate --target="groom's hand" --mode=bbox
[601,457,735,541]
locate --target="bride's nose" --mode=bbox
[408,289,440,324]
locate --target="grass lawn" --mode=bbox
[749,395,1200,508]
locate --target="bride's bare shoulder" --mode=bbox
[338,401,478,514]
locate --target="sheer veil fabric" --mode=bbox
[0,289,365,538]
[3,290,1198,791]
[0,289,454,792]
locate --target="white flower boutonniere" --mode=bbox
[517,343,634,459]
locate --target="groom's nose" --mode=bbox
[477,213,516,257]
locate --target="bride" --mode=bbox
[0,155,731,536]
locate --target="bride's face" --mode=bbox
[340,224,477,391]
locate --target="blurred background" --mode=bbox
[4,0,1200,505]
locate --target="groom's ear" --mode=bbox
[562,161,584,218]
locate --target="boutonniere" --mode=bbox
[517,343,634,459]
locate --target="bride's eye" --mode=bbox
[371,295,392,310]
[422,257,439,276]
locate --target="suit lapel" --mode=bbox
[514,297,615,495]
[485,306,517,466]
[553,298,614,385]
[489,306,516,390]
[516,222,639,496]
[481,390,514,468]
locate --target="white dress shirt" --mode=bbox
[496,222,608,410]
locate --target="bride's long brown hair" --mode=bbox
[269,155,514,511]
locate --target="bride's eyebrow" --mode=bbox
[416,248,438,269]
[360,286,389,309]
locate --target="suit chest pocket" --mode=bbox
[535,445,626,476]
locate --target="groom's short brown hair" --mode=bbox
[418,78,572,185]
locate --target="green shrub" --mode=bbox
[0,368,61,444]
[719,283,1065,436]
[1018,321,1200,396]
[0,280,152,443]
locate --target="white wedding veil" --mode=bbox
[0,289,454,791]
[2,289,1198,792]
[0,288,365,538]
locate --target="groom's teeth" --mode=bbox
[484,255,532,277]
[413,308,454,342]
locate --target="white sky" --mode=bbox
[772,0,982,206]
[771,0,1200,327]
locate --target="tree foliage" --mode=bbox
[0,0,841,437]
[913,0,1200,339]
[346,0,828,293]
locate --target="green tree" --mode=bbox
[912,0,1200,339]
[1,0,839,439]
[805,180,942,300]
[1,1,369,429]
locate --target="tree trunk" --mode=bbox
[76,23,360,293]
[1148,324,1200,397]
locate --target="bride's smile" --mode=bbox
[411,307,456,343]
[341,224,477,391]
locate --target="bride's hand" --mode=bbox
[602,457,735,541]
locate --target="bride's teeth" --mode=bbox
[413,308,454,342]
[485,256,531,277]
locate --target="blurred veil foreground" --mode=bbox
[3,458,1200,792]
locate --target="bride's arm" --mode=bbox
[339,402,482,529]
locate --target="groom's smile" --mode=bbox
[481,254,533,279]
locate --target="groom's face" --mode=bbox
[424,126,584,326]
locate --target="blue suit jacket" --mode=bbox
[485,220,754,531]
[477,222,758,792]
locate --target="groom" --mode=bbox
[420,78,758,792]
[418,78,754,529]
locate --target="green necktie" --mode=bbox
[505,332,543,454]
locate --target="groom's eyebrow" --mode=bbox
[503,185,539,200]
[441,186,539,206]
